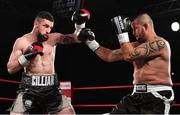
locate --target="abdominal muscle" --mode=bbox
[25,54,55,75]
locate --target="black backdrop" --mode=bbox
[0,0,180,114]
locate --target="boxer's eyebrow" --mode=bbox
[44,24,49,27]
[44,24,53,29]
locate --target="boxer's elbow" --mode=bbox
[7,65,15,74]
[7,69,15,74]
[7,62,19,74]
[123,53,133,62]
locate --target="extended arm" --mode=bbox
[54,33,79,44]
[55,9,90,44]
[77,28,124,62]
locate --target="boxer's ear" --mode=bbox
[34,19,39,28]
[143,23,148,31]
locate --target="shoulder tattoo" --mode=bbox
[156,40,166,50]
[131,40,166,58]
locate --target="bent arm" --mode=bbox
[121,39,166,61]
[7,39,24,74]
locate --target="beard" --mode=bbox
[137,37,145,43]
[36,32,48,42]
[137,32,146,43]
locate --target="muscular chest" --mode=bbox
[32,44,56,62]
[42,44,56,56]
[133,60,145,69]
[133,57,159,69]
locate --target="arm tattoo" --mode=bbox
[62,35,75,44]
[131,40,166,58]
[132,49,141,58]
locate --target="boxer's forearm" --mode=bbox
[61,34,81,44]
[7,60,23,74]
[95,46,124,62]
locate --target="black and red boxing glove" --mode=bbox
[71,9,90,34]
[18,42,44,66]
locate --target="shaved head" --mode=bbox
[132,13,154,28]
[131,13,155,43]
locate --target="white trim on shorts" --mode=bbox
[132,84,174,115]
[133,84,173,93]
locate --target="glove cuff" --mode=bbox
[75,23,85,30]
[86,40,100,52]
[117,32,130,44]
[18,55,29,67]
[74,23,86,36]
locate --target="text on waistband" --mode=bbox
[32,75,54,86]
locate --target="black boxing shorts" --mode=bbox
[9,73,72,114]
[110,84,174,114]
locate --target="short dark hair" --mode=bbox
[35,11,54,22]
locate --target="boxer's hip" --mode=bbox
[133,84,173,93]
[20,72,60,89]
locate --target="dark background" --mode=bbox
[0,0,180,114]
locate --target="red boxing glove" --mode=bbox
[18,42,44,66]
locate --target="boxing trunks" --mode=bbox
[10,73,72,114]
[110,84,174,114]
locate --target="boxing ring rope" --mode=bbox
[72,85,133,90]
[0,97,15,101]
[73,104,116,107]
[1,78,180,107]
[72,83,180,107]
[0,78,20,84]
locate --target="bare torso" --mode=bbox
[21,33,57,75]
[132,39,173,86]
[7,30,78,76]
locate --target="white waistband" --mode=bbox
[133,84,173,93]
